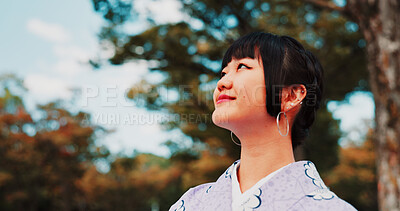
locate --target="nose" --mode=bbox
[217,73,233,92]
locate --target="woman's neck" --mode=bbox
[234,126,295,193]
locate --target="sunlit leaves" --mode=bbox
[0,75,109,210]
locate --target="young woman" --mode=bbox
[169,32,356,211]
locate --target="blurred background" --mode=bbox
[0,0,380,210]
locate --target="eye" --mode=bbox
[238,63,250,69]
[220,72,226,78]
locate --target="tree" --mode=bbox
[0,74,110,210]
[300,0,399,209]
[91,0,369,176]
[327,129,378,211]
[76,151,232,210]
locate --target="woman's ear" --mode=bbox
[281,84,306,112]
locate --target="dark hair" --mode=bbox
[221,32,324,149]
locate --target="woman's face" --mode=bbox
[212,56,271,129]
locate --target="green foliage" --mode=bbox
[327,129,378,211]
[305,106,341,174]
[0,75,110,210]
[91,0,368,170]
[80,153,186,210]
[92,0,133,24]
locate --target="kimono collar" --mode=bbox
[210,160,334,199]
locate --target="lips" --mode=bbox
[217,94,236,104]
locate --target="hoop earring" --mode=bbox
[276,111,289,136]
[230,131,241,146]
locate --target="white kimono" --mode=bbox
[169,160,357,211]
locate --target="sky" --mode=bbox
[0,0,375,159]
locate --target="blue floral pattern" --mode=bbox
[206,185,212,193]
[225,165,233,179]
[225,161,239,179]
[304,161,335,200]
[169,161,357,211]
[238,188,262,211]
[174,200,185,211]
[306,188,335,200]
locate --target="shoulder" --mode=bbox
[263,160,357,210]
[284,161,357,211]
[168,182,214,211]
[289,192,358,211]
[169,160,239,211]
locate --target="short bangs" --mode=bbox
[221,32,284,72]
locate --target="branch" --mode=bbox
[304,0,345,12]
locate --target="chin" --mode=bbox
[212,109,241,129]
[212,109,228,127]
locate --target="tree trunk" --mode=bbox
[345,0,400,210]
